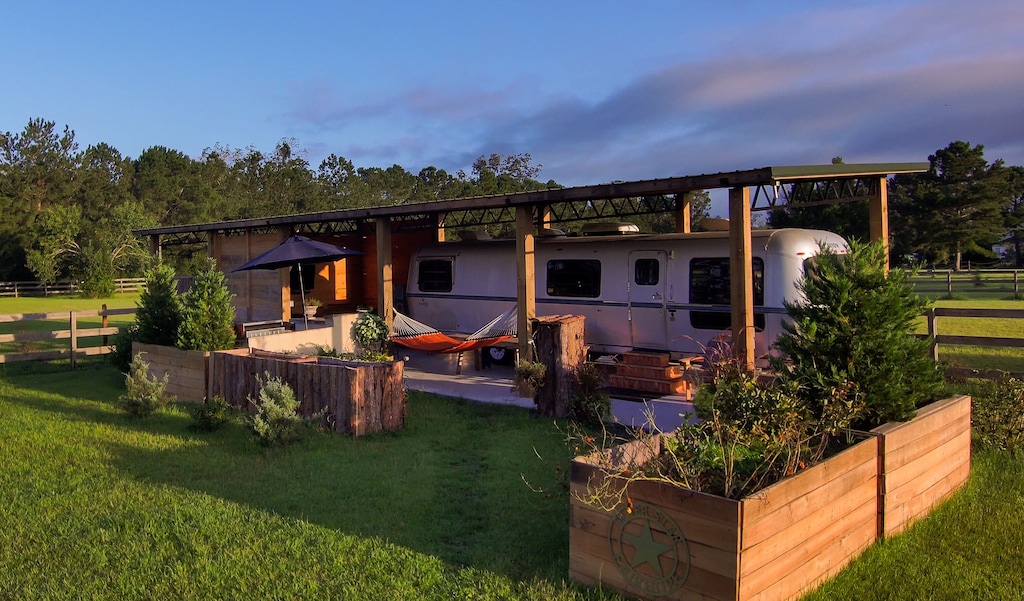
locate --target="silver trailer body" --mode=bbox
[405,228,847,358]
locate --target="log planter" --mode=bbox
[208,349,406,436]
[132,342,211,403]
[569,395,972,601]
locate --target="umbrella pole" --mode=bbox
[298,263,308,329]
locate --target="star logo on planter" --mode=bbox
[608,500,691,596]
[625,521,674,576]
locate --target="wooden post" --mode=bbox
[516,206,537,362]
[869,176,890,273]
[434,212,446,242]
[69,311,78,369]
[729,186,755,372]
[947,272,953,297]
[926,308,939,361]
[675,192,692,233]
[377,217,394,330]
[537,205,553,231]
[102,303,109,347]
[149,234,162,263]
[533,315,585,417]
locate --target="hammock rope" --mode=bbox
[391,306,517,354]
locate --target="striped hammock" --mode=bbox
[391,306,517,354]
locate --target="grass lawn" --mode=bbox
[0,360,620,600]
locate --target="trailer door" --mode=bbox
[628,251,668,350]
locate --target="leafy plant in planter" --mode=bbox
[176,259,237,352]
[571,362,610,427]
[513,360,547,398]
[771,239,942,428]
[353,310,390,358]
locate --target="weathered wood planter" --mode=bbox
[208,349,406,436]
[133,342,210,403]
[873,394,972,537]
[569,395,972,601]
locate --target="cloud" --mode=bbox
[284,0,1024,184]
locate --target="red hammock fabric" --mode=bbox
[390,306,517,354]
[390,332,513,353]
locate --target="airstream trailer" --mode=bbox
[404,227,847,363]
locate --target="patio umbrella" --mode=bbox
[232,234,363,327]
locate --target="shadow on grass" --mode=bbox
[109,393,572,582]
[4,362,576,584]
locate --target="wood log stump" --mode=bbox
[532,315,585,417]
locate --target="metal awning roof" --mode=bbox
[136,162,928,242]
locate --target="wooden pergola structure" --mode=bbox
[137,162,927,371]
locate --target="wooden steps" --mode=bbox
[606,351,696,399]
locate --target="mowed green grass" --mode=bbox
[0,363,615,601]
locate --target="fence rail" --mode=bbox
[0,306,136,367]
[923,307,1024,379]
[907,269,1022,298]
[0,278,146,297]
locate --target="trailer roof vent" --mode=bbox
[538,228,567,237]
[581,222,640,236]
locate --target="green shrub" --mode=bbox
[513,360,546,398]
[772,239,942,428]
[177,259,236,351]
[250,376,313,447]
[353,310,390,357]
[120,353,174,418]
[971,377,1024,454]
[136,264,182,346]
[109,323,139,373]
[188,396,232,432]
[571,363,610,426]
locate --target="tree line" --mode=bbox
[0,118,566,294]
[2,117,1020,297]
[769,142,1024,270]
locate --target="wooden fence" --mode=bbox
[908,269,1022,298]
[0,278,146,297]
[925,307,1024,358]
[0,306,136,367]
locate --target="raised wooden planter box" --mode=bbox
[873,394,972,537]
[132,342,210,403]
[569,395,972,601]
[208,349,405,436]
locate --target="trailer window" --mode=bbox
[417,259,453,293]
[689,257,765,330]
[634,258,660,286]
[547,259,601,298]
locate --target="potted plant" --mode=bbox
[352,310,390,359]
[304,297,323,319]
[513,360,546,399]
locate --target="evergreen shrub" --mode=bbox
[772,239,943,428]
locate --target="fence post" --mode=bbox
[1015,271,1020,296]
[947,272,953,296]
[926,308,939,361]
[102,304,109,347]
[69,311,78,369]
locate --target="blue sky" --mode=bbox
[4,0,1022,188]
